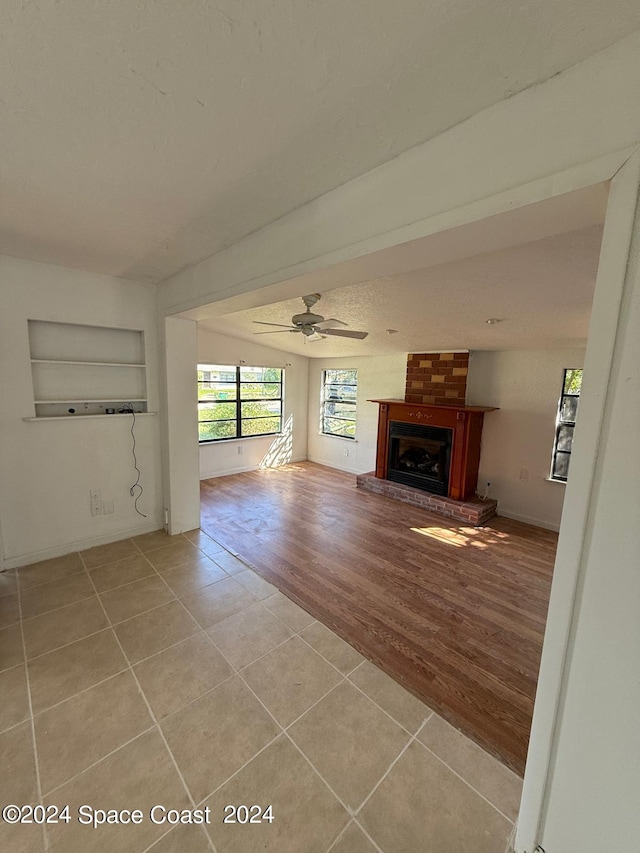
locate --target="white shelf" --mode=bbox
[23,413,157,422]
[31,359,145,367]
[34,398,147,404]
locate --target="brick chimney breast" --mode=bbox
[405,352,468,405]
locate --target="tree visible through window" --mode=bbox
[550,368,583,481]
[197,364,283,442]
[321,369,357,438]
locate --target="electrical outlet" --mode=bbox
[344,449,349,457]
[237,445,243,455]
[89,489,102,517]
[103,498,114,515]
[519,468,530,480]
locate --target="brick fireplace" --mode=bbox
[357,352,498,526]
[405,351,469,406]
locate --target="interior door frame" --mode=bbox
[515,148,640,852]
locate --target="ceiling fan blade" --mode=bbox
[319,328,368,339]
[252,321,296,328]
[307,332,326,342]
[253,329,300,335]
[314,318,347,330]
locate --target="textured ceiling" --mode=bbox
[1,1,638,282]
[198,225,603,356]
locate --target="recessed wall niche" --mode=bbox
[27,320,148,418]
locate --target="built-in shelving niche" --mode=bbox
[28,320,149,418]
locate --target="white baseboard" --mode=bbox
[497,508,561,532]
[1,517,164,570]
[306,455,362,475]
[200,456,307,480]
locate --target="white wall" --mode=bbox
[0,255,162,569]
[467,349,585,530]
[197,328,309,478]
[164,316,200,534]
[307,353,406,474]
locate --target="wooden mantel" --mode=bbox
[369,399,498,502]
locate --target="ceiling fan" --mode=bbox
[252,294,368,341]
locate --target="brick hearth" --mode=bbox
[356,471,497,526]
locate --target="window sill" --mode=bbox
[199,434,283,445]
[546,477,567,484]
[319,432,357,442]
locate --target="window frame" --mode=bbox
[197,364,284,443]
[320,368,358,440]
[550,367,583,482]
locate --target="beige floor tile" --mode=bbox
[242,636,342,727]
[0,623,25,671]
[0,569,18,597]
[233,569,277,601]
[209,551,248,575]
[16,553,83,590]
[134,632,233,719]
[20,572,95,620]
[34,670,153,794]
[161,557,228,598]
[162,676,279,803]
[0,664,30,731]
[0,593,20,628]
[289,681,410,810]
[28,629,127,714]
[22,597,109,660]
[195,535,226,557]
[417,714,523,821]
[331,822,378,853]
[349,660,432,734]
[205,735,349,853]
[131,529,176,552]
[0,820,44,853]
[81,538,138,569]
[183,527,221,548]
[114,600,200,664]
[181,576,257,629]
[262,592,315,632]
[144,540,201,572]
[145,824,212,852]
[207,602,293,670]
[0,720,38,804]
[88,553,156,592]
[99,575,175,624]
[358,740,512,853]
[44,730,190,853]
[301,622,364,675]
[0,725,43,850]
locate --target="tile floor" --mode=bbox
[1,529,522,852]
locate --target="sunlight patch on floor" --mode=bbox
[410,526,492,549]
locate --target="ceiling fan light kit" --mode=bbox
[252,294,369,341]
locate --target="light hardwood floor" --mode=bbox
[201,462,557,775]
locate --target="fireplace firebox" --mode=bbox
[369,399,497,501]
[387,422,452,495]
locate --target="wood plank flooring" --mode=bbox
[200,462,556,775]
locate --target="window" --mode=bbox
[550,368,583,481]
[197,364,283,442]
[321,369,357,438]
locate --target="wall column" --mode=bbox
[162,316,200,534]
